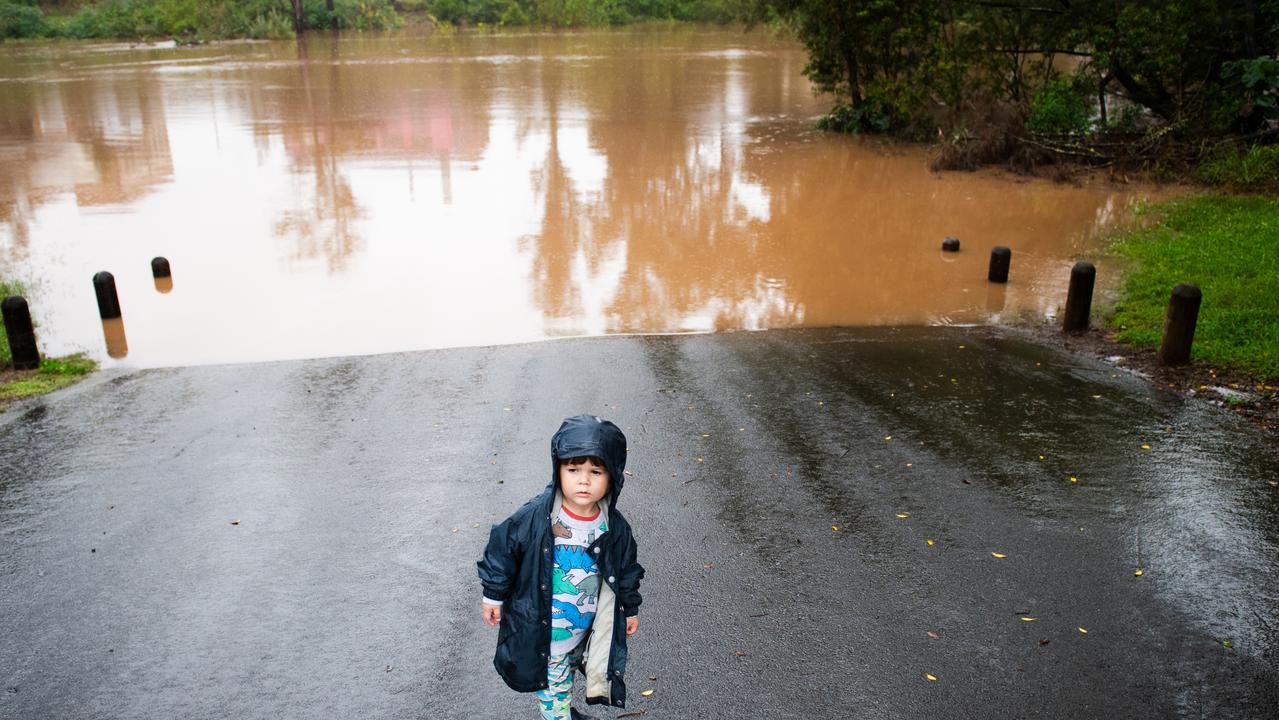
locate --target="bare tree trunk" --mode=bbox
[291,0,305,35]
[327,0,337,29]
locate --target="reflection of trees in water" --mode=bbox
[265,35,494,272]
[522,43,803,334]
[0,73,173,261]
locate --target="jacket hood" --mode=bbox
[549,415,627,505]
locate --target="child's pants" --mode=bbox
[535,652,574,720]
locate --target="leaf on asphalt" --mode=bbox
[885,435,893,441]
[624,470,633,476]
[926,539,935,546]
[230,520,240,525]
[701,433,710,438]
[1039,639,1050,645]
[1070,476,1078,483]
[1141,444,1151,450]
[1222,639,1234,648]
[704,562,716,569]
[1092,395,1102,399]
[696,457,704,462]
[1039,455,1046,460]
[1269,480,1278,487]
[832,525,841,532]
[1021,617,1037,622]
[649,676,657,681]
[451,527,459,533]
[735,650,747,657]
[959,345,966,349]
[1134,568,1144,576]
[1078,627,1088,634]
[927,631,940,639]
[991,552,1007,559]
[925,673,938,681]
[641,689,655,697]
[896,513,910,519]
[906,463,914,468]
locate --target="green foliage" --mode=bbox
[1108,196,1279,378]
[420,0,745,27]
[37,353,97,376]
[764,0,1279,146]
[1027,78,1092,135]
[1196,144,1279,191]
[0,1,49,38]
[1221,56,1279,131]
[816,102,889,133]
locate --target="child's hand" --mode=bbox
[482,603,502,626]
[626,616,639,636]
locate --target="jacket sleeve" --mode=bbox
[615,529,644,617]
[477,515,522,603]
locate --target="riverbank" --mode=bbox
[1019,194,1279,436]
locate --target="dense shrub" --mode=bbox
[1027,78,1093,136]
[0,1,48,38]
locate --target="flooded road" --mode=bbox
[1,28,1169,368]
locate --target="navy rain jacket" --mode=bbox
[477,415,645,708]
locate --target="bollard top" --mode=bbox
[2,295,28,312]
[93,270,115,283]
[991,245,1012,256]
[1071,261,1097,276]
[1171,283,1202,300]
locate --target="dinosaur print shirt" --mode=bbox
[549,505,607,656]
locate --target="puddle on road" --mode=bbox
[0,28,1174,368]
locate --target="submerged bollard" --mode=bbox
[1062,262,1096,333]
[942,236,960,252]
[988,246,1011,283]
[1159,284,1202,366]
[93,271,121,319]
[1,296,40,370]
[151,257,171,279]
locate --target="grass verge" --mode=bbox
[2,279,99,412]
[1106,195,1279,379]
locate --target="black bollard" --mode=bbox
[93,271,121,319]
[1159,284,1202,366]
[988,246,1011,283]
[1062,262,1096,333]
[1,296,40,370]
[942,236,960,252]
[151,257,171,279]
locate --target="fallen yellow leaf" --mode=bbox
[991,552,1007,559]
[1141,444,1151,450]
[1091,395,1102,399]
[885,435,893,441]
[832,525,841,532]
[1134,568,1144,576]
[640,689,654,697]
[896,513,911,519]
[696,457,704,462]
[1021,617,1037,622]
[926,539,935,546]
[1070,476,1078,483]
[925,673,938,681]
[1078,627,1088,634]
[1038,455,1046,460]
[906,463,914,468]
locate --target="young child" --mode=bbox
[478,415,644,720]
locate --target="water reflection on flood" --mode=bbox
[0,28,1172,368]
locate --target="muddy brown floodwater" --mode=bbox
[0,27,1174,368]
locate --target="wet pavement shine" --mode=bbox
[2,327,1276,719]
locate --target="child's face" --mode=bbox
[558,458,609,516]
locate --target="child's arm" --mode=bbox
[476,517,521,623]
[616,530,645,634]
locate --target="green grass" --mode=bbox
[2,279,98,411]
[1107,195,1279,379]
[0,353,98,410]
[1196,145,1279,193]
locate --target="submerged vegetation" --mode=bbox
[1107,196,1279,379]
[759,1,1279,175]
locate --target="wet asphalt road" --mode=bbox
[2,327,1277,720]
